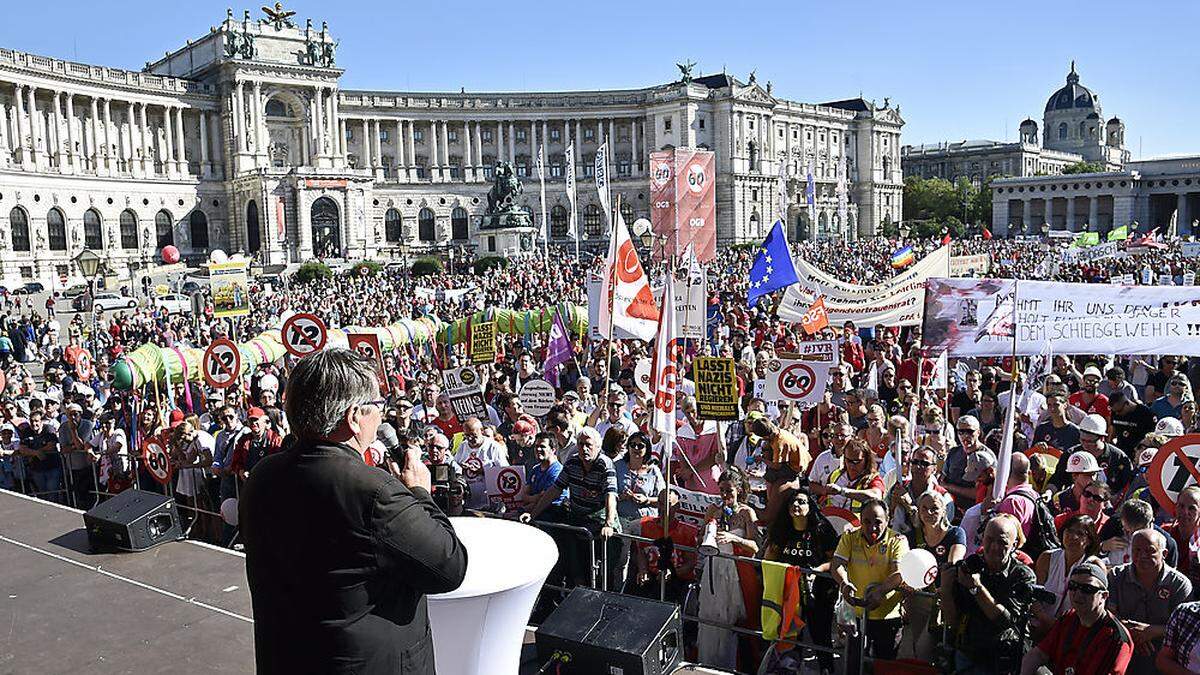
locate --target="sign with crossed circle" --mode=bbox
[281,312,327,357]
[203,338,241,389]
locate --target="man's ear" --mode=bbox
[343,404,360,436]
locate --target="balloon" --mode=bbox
[210,249,228,264]
[899,548,939,589]
[220,498,239,527]
[161,245,180,264]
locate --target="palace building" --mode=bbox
[0,6,903,287]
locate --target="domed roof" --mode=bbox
[1086,111,1100,119]
[1045,61,1097,112]
[1107,116,1122,125]
[1019,117,1037,127]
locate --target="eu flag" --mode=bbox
[747,220,799,307]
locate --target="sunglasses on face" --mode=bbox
[1067,581,1103,596]
[1082,491,1105,501]
[846,456,865,464]
[911,459,934,468]
[956,428,975,435]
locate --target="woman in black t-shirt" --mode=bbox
[764,488,840,671]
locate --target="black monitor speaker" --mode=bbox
[535,586,682,675]
[83,489,182,552]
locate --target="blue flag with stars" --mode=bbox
[747,220,800,307]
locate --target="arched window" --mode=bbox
[189,210,209,249]
[120,210,139,249]
[84,209,103,249]
[264,99,287,117]
[619,202,634,226]
[384,208,402,242]
[418,208,436,242]
[1058,123,1068,140]
[451,207,468,241]
[310,198,340,256]
[246,201,261,254]
[155,210,175,248]
[550,205,569,238]
[47,208,67,251]
[583,204,603,237]
[9,208,30,252]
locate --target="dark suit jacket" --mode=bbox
[241,440,467,674]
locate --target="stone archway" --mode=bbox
[311,196,341,257]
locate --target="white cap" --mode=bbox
[1079,413,1107,436]
[1155,417,1185,438]
[1138,446,1159,466]
[1066,451,1100,474]
[1082,366,1103,380]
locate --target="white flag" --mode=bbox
[776,162,789,223]
[595,140,611,223]
[651,270,679,442]
[599,211,659,341]
[565,141,578,240]
[535,143,548,255]
[805,160,816,227]
[837,153,848,225]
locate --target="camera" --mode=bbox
[958,555,986,575]
[1029,584,1058,606]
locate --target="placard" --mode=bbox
[203,338,241,389]
[141,437,172,486]
[281,312,328,357]
[470,321,497,364]
[1148,434,1200,517]
[347,332,390,395]
[694,357,739,420]
[760,358,832,405]
[485,465,527,511]
[442,365,489,421]
[788,339,841,365]
[949,253,992,277]
[519,379,557,417]
[209,261,251,318]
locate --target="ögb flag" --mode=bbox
[799,296,830,335]
[599,212,659,341]
[649,148,716,262]
[651,270,679,441]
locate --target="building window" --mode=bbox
[550,154,564,178]
[189,210,209,249]
[806,130,812,142]
[418,208,436,242]
[451,207,469,241]
[483,129,493,142]
[488,236,496,253]
[583,204,603,237]
[778,128,784,138]
[345,127,354,141]
[584,128,595,141]
[699,117,705,130]
[448,158,461,179]
[516,129,527,142]
[664,118,672,133]
[381,156,393,179]
[384,208,403,242]
[1058,123,1068,140]
[84,209,103,249]
[617,155,631,176]
[516,157,529,177]
[620,202,634,224]
[9,207,30,252]
[414,158,427,179]
[550,128,560,141]
[156,210,174,248]
[550,205,569,237]
[379,128,389,142]
[447,130,458,142]
[414,129,424,142]
[582,155,595,178]
[482,159,495,180]
[120,209,138,250]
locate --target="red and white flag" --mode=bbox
[651,270,679,443]
[599,212,659,341]
[799,296,829,335]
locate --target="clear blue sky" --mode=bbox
[4,0,1197,159]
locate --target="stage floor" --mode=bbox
[0,490,255,673]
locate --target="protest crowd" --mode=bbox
[5,226,1200,675]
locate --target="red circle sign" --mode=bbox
[777,363,817,400]
[1148,434,1200,517]
[496,466,522,497]
[821,506,860,536]
[75,350,93,381]
[281,313,328,357]
[141,438,172,486]
[203,338,242,389]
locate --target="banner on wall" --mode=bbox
[778,246,951,327]
[209,261,251,318]
[649,148,716,262]
[922,278,1200,356]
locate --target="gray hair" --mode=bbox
[284,348,379,441]
[576,426,602,448]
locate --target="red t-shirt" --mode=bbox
[432,415,463,438]
[1036,610,1132,675]
[637,517,700,580]
[1069,391,1111,421]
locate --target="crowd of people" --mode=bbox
[4,233,1200,674]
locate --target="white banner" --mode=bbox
[779,246,951,327]
[565,142,578,239]
[587,273,639,341]
[923,278,1200,356]
[949,253,991,277]
[1060,241,1120,264]
[1183,242,1200,258]
[414,286,474,302]
[791,339,840,365]
[760,358,833,405]
[595,140,611,221]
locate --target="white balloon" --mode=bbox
[210,249,229,264]
[220,497,239,527]
[899,548,938,589]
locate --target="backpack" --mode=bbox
[1011,486,1061,559]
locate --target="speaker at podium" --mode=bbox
[427,517,558,675]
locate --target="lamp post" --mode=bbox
[74,248,101,342]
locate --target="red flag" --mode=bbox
[982,228,992,241]
[799,296,829,336]
[941,233,952,246]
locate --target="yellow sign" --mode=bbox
[209,261,251,318]
[470,321,497,364]
[694,356,739,420]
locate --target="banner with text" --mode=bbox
[949,253,992,277]
[1060,241,1121,265]
[694,356,739,420]
[442,365,489,420]
[649,148,716,262]
[922,278,1200,356]
[209,261,251,318]
[778,246,951,327]
[470,321,497,364]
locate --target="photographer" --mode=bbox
[941,514,1038,674]
[1022,562,1132,675]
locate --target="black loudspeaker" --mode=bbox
[83,489,182,552]
[535,587,682,675]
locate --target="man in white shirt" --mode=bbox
[809,423,854,486]
[453,416,508,510]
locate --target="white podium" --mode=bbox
[428,517,558,675]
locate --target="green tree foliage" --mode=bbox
[902,175,998,238]
[295,261,332,284]
[410,257,444,277]
[471,256,509,275]
[350,261,384,277]
[1061,161,1106,175]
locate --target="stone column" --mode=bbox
[199,111,210,176]
[1066,195,1077,232]
[428,120,439,181]
[233,81,245,153]
[359,118,370,169]
[251,82,263,160]
[1179,193,1190,237]
[374,119,385,179]
[122,100,136,175]
[13,84,29,166]
[530,119,538,165]
[631,118,639,175]
[1022,199,1032,234]
[26,86,40,164]
[210,112,223,174]
[310,87,323,160]
[332,91,343,158]
[49,92,64,169]
[138,103,150,175]
[396,119,407,181]
[1088,195,1100,233]
[508,121,515,165]
[463,121,473,181]
[101,99,114,174]
[406,119,416,170]
[88,97,99,171]
[0,94,10,167]
[473,121,483,175]
[494,121,501,164]
[439,119,449,176]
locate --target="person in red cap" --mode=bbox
[229,407,283,482]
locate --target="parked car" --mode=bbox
[92,293,138,313]
[153,293,192,315]
[13,282,45,295]
[180,281,202,294]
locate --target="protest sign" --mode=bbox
[209,261,251,318]
[789,339,841,365]
[1160,274,1175,286]
[442,365,489,421]
[694,356,739,420]
[760,358,832,405]
[485,465,527,511]
[1059,241,1120,265]
[923,278,1200,356]
[1186,272,1196,286]
[1184,242,1200,258]
[949,253,991,277]
[1148,435,1200,516]
[470,321,496,364]
[347,332,390,394]
[519,379,556,417]
[778,246,950,326]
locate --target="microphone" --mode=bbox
[376,423,404,466]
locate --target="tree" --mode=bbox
[295,261,332,284]
[410,257,443,277]
[471,256,509,275]
[1061,161,1106,175]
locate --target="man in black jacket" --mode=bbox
[241,349,468,674]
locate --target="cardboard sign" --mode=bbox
[519,379,556,417]
[760,358,831,406]
[787,339,840,365]
[442,365,489,421]
[347,332,390,395]
[485,465,527,511]
[281,312,328,357]
[1148,434,1200,516]
[209,261,251,318]
[470,321,497,364]
[694,357,739,420]
[203,338,241,389]
[75,349,94,381]
[141,437,172,486]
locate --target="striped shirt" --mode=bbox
[555,453,617,517]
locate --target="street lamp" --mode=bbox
[74,248,102,341]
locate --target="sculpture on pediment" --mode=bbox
[677,60,696,84]
[320,41,337,67]
[748,70,757,85]
[225,29,256,59]
[260,2,297,29]
[303,37,321,66]
[883,97,890,108]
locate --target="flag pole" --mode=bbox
[602,194,621,395]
